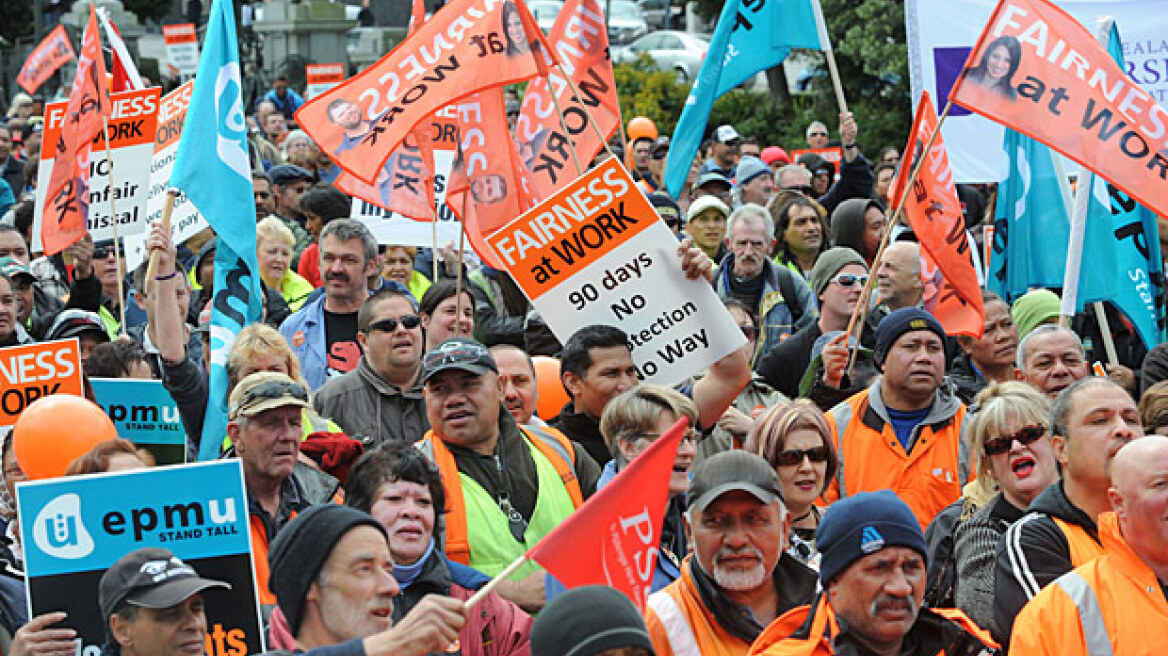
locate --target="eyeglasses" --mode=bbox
[983,424,1046,456]
[365,315,422,333]
[783,184,814,196]
[775,446,830,467]
[231,379,308,415]
[829,273,869,288]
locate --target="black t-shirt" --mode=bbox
[323,309,360,378]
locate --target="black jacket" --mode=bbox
[756,322,822,399]
[948,352,987,406]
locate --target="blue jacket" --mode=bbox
[279,294,329,390]
[262,88,305,119]
[713,255,818,356]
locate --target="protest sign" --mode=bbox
[0,339,83,429]
[790,147,843,169]
[487,159,745,385]
[90,378,187,465]
[145,81,208,256]
[17,460,263,656]
[33,87,162,250]
[16,25,76,94]
[163,23,200,78]
[305,63,345,99]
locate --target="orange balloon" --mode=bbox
[532,356,570,421]
[13,395,118,480]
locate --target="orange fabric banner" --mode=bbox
[16,25,76,95]
[897,92,985,338]
[950,0,1168,220]
[448,87,538,269]
[42,6,111,256]
[296,0,553,185]
[526,417,686,610]
[515,0,620,199]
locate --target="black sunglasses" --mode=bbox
[232,379,308,414]
[784,184,814,196]
[94,245,118,259]
[983,425,1046,456]
[365,315,422,333]
[775,446,829,467]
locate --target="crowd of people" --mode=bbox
[0,28,1166,656]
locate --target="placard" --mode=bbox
[163,23,200,78]
[790,147,844,169]
[0,338,84,428]
[486,159,745,385]
[90,378,187,465]
[305,63,345,100]
[17,460,263,656]
[32,87,162,249]
[144,80,208,257]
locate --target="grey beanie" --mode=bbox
[807,247,867,297]
[532,586,655,656]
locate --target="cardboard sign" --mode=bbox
[17,460,264,656]
[90,378,187,465]
[32,87,162,249]
[486,159,745,385]
[147,81,208,245]
[305,63,345,100]
[16,25,76,94]
[163,23,200,78]
[0,339,84,429]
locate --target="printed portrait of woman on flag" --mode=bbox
[502,0,531,57]
[965,35,1022,100]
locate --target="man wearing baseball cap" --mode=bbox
[700,125,741,179]
[100,547,231,656]
[822,308,970,529]
[644,451,816,656]
[415,337,600,613]
[751,491,997,656]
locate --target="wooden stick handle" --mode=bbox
[824,49,849,115]
[464,556,529,609]
[145,191,177,300]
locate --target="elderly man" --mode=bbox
[1010,435,1168,654]
[417,337,600,611]
[735,156,774,207]
[268,504,468,656]
[281,220,380,389]
[713,205,817,358]
[314,289,428,446]
[644,451,817,656]
[226,371,316,614]
[1014,324,1090,399]
[805,121,830,149]
[752,491,997,656]
[824,308,968,529]
[875,241,923,314]
[490,344,541,426]
[993,377,1143,643]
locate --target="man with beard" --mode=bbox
[751,491,997,656]
[327,99,379,154]
[644,451,817,656]
[712,205,816,359]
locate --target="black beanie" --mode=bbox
[873,307,945,366]
[816,490,928,586]
[268,505,387,635]
[532,586,655,656]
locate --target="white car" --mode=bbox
[614,30,709,85]
[607,0,650,45]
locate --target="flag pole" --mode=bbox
[145,191,177,299]
[432,216,440,282]
[555,63,619,161]
[454,193,468,336]
[101,115,127,337]
[823,49,849,115]
[844,100,955,375]
[1091,302,1120,366]
[465,555,529,609]
[549,86,584,175]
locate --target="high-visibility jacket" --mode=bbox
[823,382,968,529]
[645,557,751,656]
[749,593,997,656]
[417,425,583,578]
[1009,512,1167,655]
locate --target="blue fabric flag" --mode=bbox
[170,0,264,461]
[662,0,830,198]
[1076,22,1165,348]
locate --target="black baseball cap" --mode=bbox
[421,337,498,384]
[99,548,230,620]
[687,450,784,512]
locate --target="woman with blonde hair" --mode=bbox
[744,399,838,564]
[257,215,314,311]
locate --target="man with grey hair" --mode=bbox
[713,205,817,355]
[1014,323,1090,398]
[993,376,1143,643]
[281,219,380,389]
[776,164,813,196]
[805,121,830,149]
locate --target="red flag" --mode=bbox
[296,0,554,184]
[950,0,1168,222]
[16,25,76,95]
[99,8,145,92]
[516,0,621,199]
[897,92,985,337]
[447,87,538,269]
[42,5,111,255]
[526,417,687,610]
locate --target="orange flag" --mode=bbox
[448,87,538,269]
[296,0,553,185]
[333,0,437,220]
[42,5,111,256]
[16,25,76,95]
[526,417,687,610]
[516,0,620,198]
[950,0,1168,221]
[895,92,984,338]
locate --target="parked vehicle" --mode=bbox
[613,30,709,85]
[637,0,683,31]
[607,0,650,45]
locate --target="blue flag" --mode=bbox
[170,0,264,461]
[662,0,830,198]
[1075,22,1165,348]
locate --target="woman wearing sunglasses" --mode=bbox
[949,382,1058,632]
[743,399,838,566]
